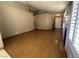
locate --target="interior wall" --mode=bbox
[0,2,28,11]
[0,2,34,38]
[0,33,4,48]
[34,13,53,30]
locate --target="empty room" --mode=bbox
[0,1,79,58]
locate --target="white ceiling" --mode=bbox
[21,1,68,13]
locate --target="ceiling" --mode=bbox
[21,1,68,14]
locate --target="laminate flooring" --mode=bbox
[3,30,66,58]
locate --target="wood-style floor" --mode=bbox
[3,30,66,58]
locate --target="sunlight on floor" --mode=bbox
[0,49,11,58]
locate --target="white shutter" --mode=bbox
[69,2,78,41]
[73,2,79,53]
[69,1,79,54]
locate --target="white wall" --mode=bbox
[0,2,34,38]
[0,33,4,48]
[35,13,53,30]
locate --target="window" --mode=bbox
[69,1,79,54]
[69,1,78,41]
